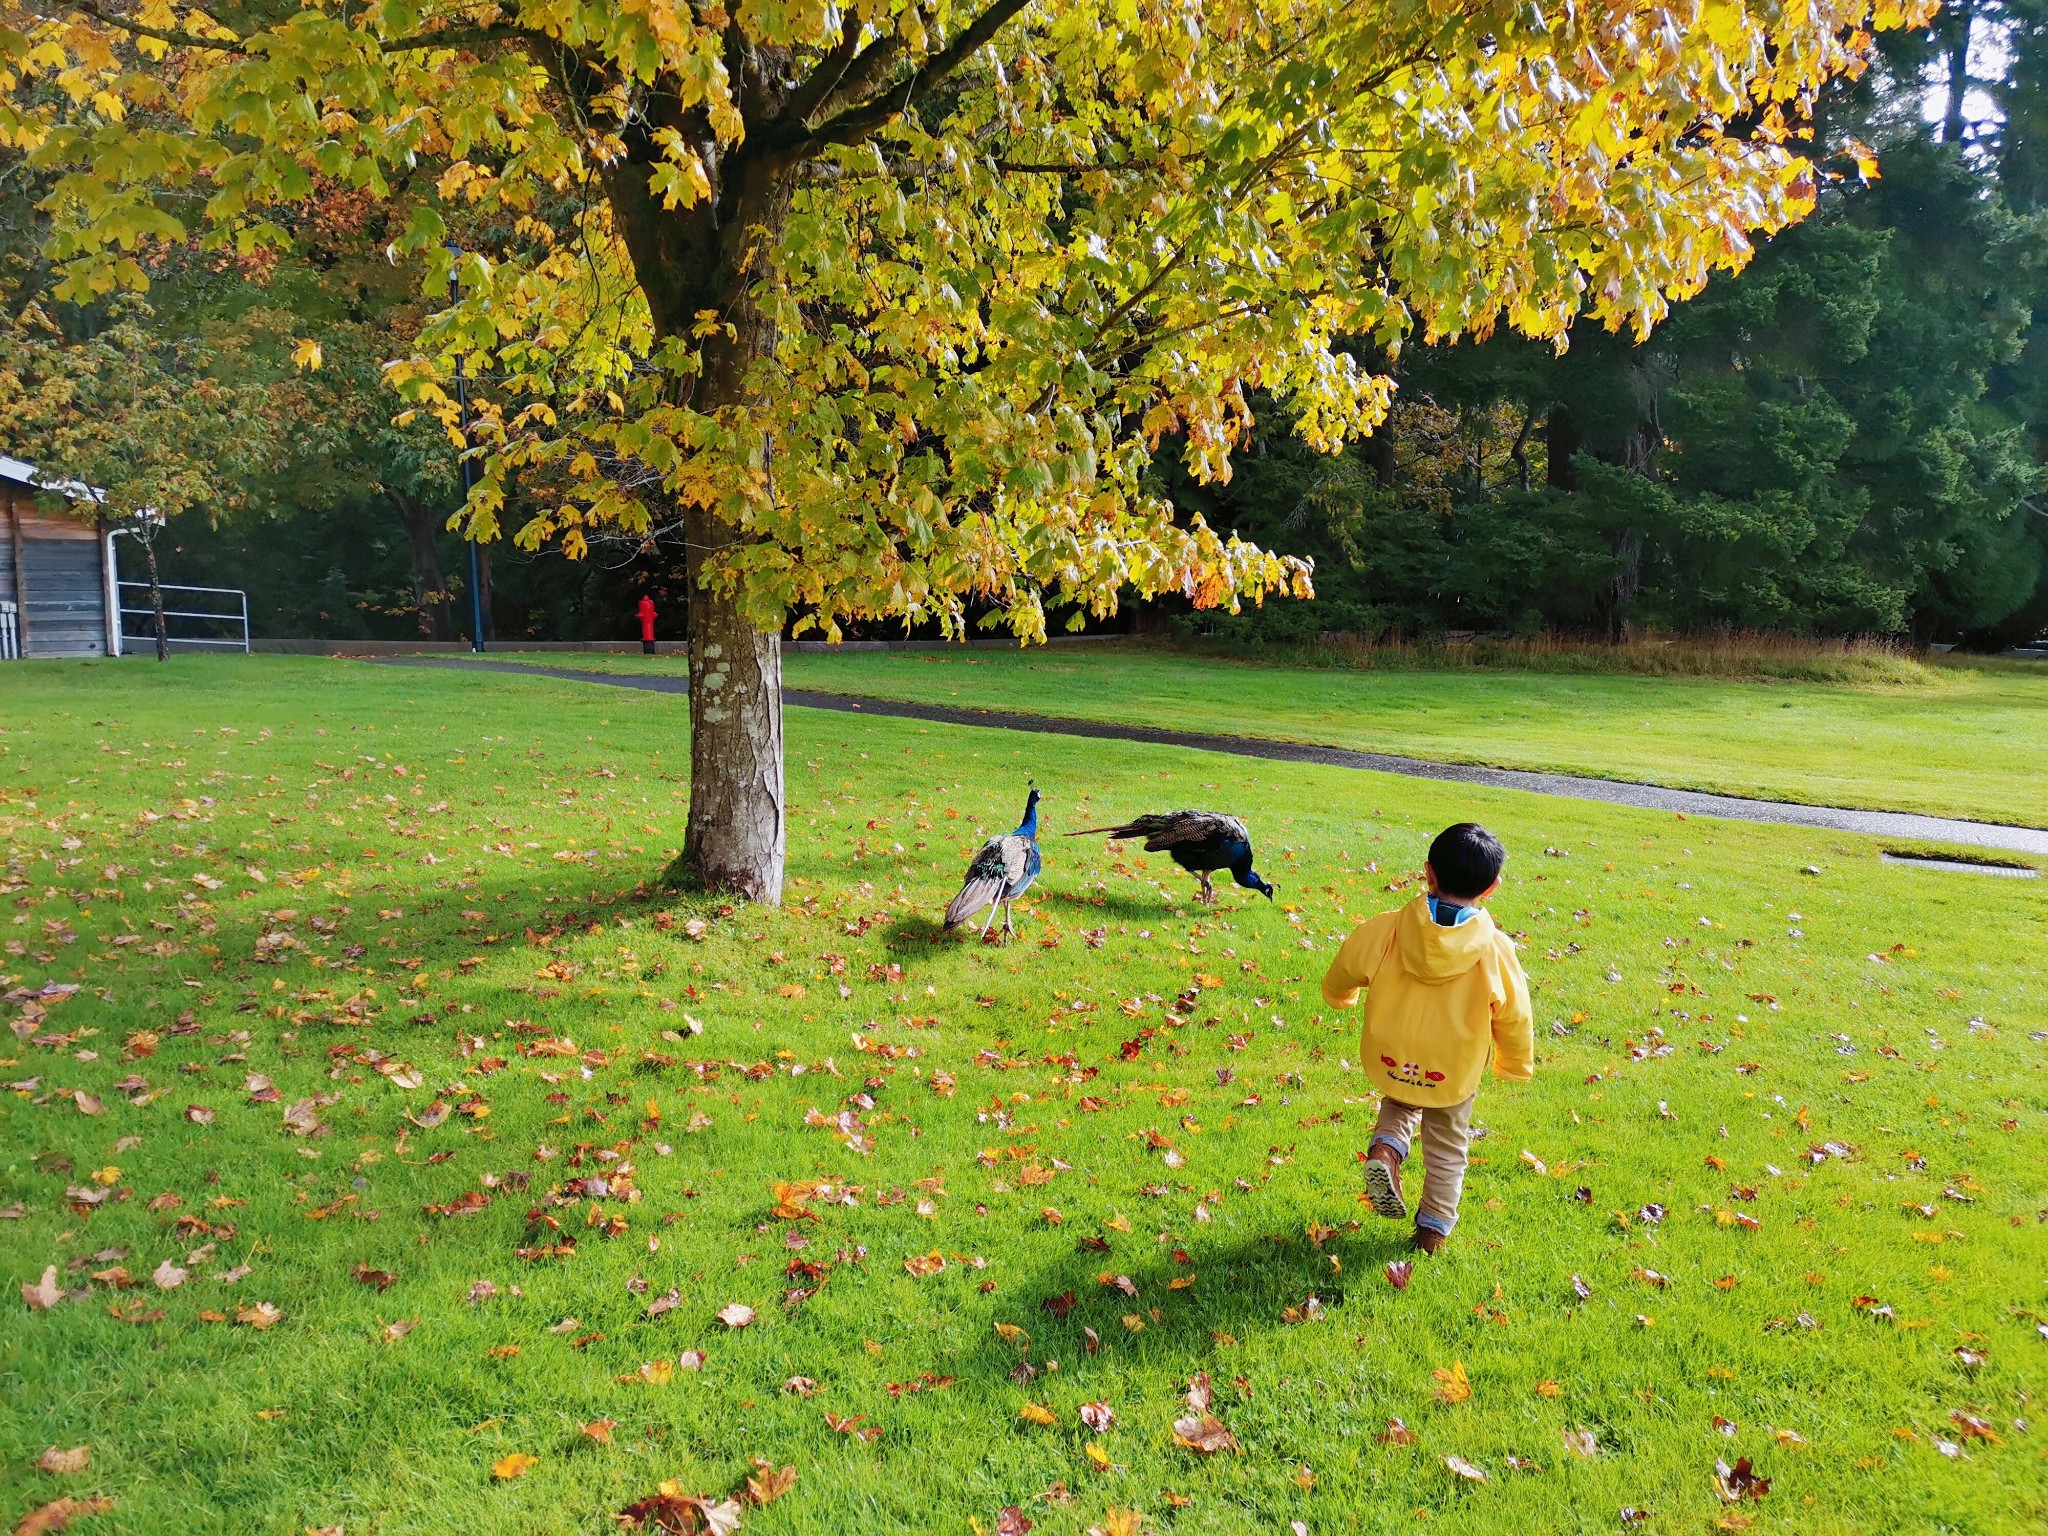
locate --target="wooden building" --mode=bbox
[1,456,118,660]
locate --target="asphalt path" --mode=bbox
[376,657,2048,859]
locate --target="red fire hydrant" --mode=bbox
[637,594,657,654]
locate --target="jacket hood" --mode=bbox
[1395,895,1496,981]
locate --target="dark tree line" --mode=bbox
[1167,7,2048,648]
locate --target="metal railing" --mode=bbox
[0,599,17,660]
[116,581,250,655]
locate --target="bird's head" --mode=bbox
[1235,865,1275,900]
[1016,783,1042,836]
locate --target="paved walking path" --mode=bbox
[379,657,2048,858]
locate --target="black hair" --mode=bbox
[1428,822,1506,900]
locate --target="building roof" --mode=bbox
[0,454,104,504]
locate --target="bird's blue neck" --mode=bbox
[1231,863,1262,890]
[1015,802,1039,839]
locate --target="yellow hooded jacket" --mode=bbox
[1321,896,1534,1108]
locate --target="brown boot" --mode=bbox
[1412,1225,1448,1255]
[1362,1142,1407,1220]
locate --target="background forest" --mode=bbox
[3,3,2045,650]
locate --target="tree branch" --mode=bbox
[70,0,251,56]
[776,24,867,130]
[70,1,544,60]
[800,0,1032,153]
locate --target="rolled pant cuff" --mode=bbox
[1370,1134,1410,1161]
[1414,1210,1455,1237]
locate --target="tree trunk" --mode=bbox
[1942,0,1975,147]
[143,532,168,662]
[1545,405,1580,491]
[624,154,794,903]
[391,491,454,640]
[679,503,786,903]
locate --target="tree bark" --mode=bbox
[143,530,168,661]
[679,503,786,902]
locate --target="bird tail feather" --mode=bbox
[1062,825,1135,838]
[944,876,1005,928]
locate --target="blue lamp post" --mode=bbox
[448,246,486,654]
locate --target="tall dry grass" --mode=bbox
[1188,629,1949,685]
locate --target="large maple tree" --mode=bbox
[0,0,1927,900]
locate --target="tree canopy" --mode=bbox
[1,0,1939,896]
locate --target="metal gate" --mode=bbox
[115,581,250,655]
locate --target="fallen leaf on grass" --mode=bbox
[1433,1360,1471,1404]
[782,1376,819,1397]
[618,1360,675,1386]
[995,1507,1032,1536]
[152,1259,187,1290]
[1562,1428,1599,1458]
[1713,1458,1771,1502]
[21,1266,63,1311]
[582,1419,617,1445]
[1085,1510,1143,1536]
[352,1266,397,1292]
[743,1459,797,1506]
[903,1251,945,1277]
[1171,1414,1240,1455]
[492,1452,537,1480]
[380,1318,419,1342]
[35,1447,89,1474]
[1443,1454,1487,1483]
[823,1412,881,1442]
[13,1496,113,1535]
[235,1301,283,1330]
[1376,1418,1416,1446]
[618,1486,742,1534]
[1018,1402,1058,1426]
[717,1302,755,1329]
[1534,1380,1562,1398]
[677,1349,707,1371]
[1385,1260,1412,1291]
[1079,1401,1117,1433]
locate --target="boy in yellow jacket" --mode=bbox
[1321,823,1533,1253]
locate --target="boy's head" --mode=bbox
[1425,822,1505,902]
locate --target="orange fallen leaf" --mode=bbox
[744,1459,797,1506]
[1433,1360,1472,1404]
[581,1419,617,1444]
[1534,1380,1562,1398]
[1018,1402,1058,1426]
[492,1451,538,1480]
[13,1496,113,1535]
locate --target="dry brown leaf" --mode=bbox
[21,1266,63,1311]
[12,1496,112,1536]
[1171,1413,1241,1455]
[744,1459,797,1506]
[716,1302,756,1328]
[35,1446,90,1474]
[151,1259,187,1291]
[1443,1454,1488,1483]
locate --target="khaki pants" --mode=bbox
[1370,1093,1475,1236]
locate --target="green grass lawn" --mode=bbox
[721,643,2044,828]
[3,654,2043,1536]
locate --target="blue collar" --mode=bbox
[1427,895,1481,927]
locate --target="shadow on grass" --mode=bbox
[953,1228,1420,1379]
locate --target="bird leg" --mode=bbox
[1197,871,1215,906]
[980,903,999,940]
[1002,900,1017,936]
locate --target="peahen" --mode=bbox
[1066,810,1274,905]
[944,786,1043,939]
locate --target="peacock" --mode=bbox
[944,785,1043,939]
[1066,809,1274,905]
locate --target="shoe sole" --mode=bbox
[1363,1159,1407,1220]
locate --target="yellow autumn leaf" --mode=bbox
[1433,1360,1472,1404]
[491,1451,537,1479]
[291,338,322,372]
[1018,1402,1058,1426]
